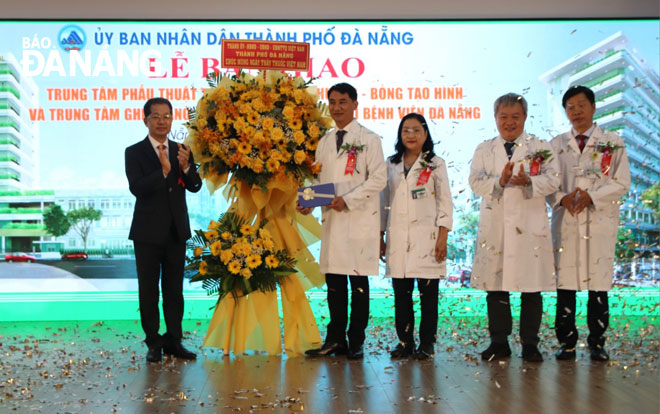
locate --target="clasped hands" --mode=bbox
[560,187,593,216]
[158,143,191,176]
[499,162,530,187]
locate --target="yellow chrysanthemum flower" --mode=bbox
[240,243,252,256]
[250,158,264,173]
[293,130,306,145]
[263,238,275,250]
[208,220,221,230]
[210,240,223,256]
[237,142,252,155]
[240,224,256,235]
[234,117,247,133]
[265,255,279,268]
[261,117,275,130]
[258,228,272,239]
[282,105,295,119]
[205,230,219,240]
[246,254,262,269]
[221,232,233,240]
[240,268,252,279]
[266,159,281,173]
[220,249,233,265]
[294,150,306,165]
[271,127,284,141]
[308,123,321,138]
[252,239,264,249]
[193,247,203,257]
[289,118,303,130]
[231,243,244,255]
[306,138,319,151]
[228,260,241,274]
[199,260,208,275]
[247,112,259,124]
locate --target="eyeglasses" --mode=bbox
[148,114,172,121]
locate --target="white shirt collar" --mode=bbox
[571,123,596,138]
[148,135,168,150]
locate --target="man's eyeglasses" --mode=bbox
[148,114,172,121]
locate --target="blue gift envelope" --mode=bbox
[298,183,335,208]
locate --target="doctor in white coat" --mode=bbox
[380,113,453,360]
[469,93,560,362]
[546,85,631,362]
[299,83,386,359]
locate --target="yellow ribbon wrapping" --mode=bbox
[202,174,324,356]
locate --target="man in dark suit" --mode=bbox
[125,97,202,363]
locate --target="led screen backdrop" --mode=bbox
[0,20,658,294]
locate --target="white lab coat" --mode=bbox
[381,154,453,278]
[315,119,386,276]
[469,132,560,292]
[546,126,631,291]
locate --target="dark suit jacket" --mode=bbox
[125,137,202,244]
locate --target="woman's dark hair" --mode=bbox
[389,112,436,164]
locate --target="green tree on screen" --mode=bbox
[43,204,70,237]
[67,207,103,252]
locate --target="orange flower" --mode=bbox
[266,158,281,173]
[293,130,306,145]
[237,142,252,155]
[294,150,306,165]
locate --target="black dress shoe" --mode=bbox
[347,345,364,360]
[590,346,610,361]
[390,343,414,359]
[305,342,348,357]
[555,346,577,360]
[146,346,162,363]
[163,343,197,360]
[481,342,511,361]
[522,344,544,362]
[414,343,434,360]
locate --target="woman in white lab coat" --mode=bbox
[381,113,453,360]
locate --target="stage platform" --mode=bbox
[1,312,658,413]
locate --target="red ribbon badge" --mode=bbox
[530,160,540,177]
[344,155,356,175]
[417,168,432,186]
[601,153,612,176]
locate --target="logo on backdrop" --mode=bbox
[58,25,86,52]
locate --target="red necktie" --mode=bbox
[576,135,587,153]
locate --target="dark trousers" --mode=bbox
[134,230,186,348]
[555,289,609,349]
[393,278,439,348]
[325,273,369,347]
[486,291,542,346]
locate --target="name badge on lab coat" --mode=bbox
[411,188,427,199]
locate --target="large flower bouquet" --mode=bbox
[185,69,329,355]
[187,212,296,304]
[185,71,332,192]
